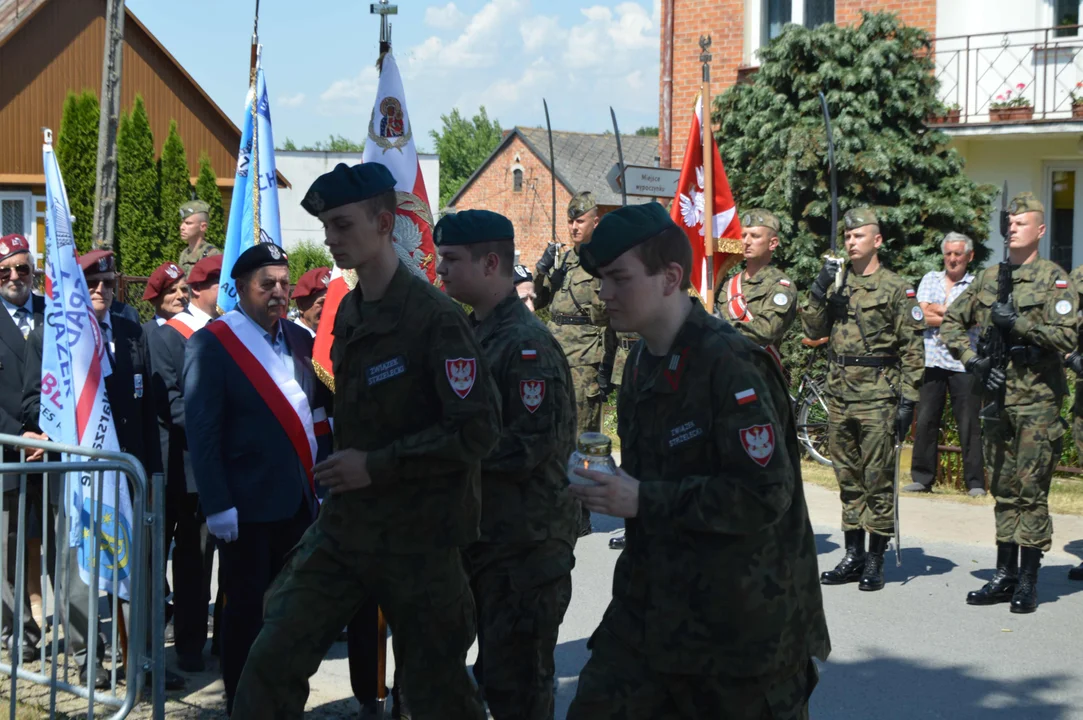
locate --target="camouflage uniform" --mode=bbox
[567,301,830,719]
[178,240,221,274]
[1070,264,1083,460]
[464,292,579,719]
[718,264,798,358]
[534,196,617,436]
[942,258,1076,552]
[231,261,500,720]
[802,262,924,536]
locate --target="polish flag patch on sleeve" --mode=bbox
[735,388,758,405]
[778,279,791,287]
[1056,279,1069,289]
[905,288,916,298]
[521,349,538,361]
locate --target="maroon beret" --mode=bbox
[143,261,185,300]
[292,266,332,300]
[0,234,31,263]
[187,254,223,285]
[78,249,115,274]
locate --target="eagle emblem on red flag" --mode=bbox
[520,379,545,413]
[739,424,775,467]
[446,358,477,399]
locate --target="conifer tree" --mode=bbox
[194,153,226,248]
[56,90,100,254]
[115,96,160,275]
[158,120,192,264]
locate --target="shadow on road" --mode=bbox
[816,533,840,555]
[889,545,957,586]
[813,653,1072,719]
[586,512,625,535]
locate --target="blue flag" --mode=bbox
[218,55,282,313]
[40,131,133,600]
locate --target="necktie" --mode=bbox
[14,307,30,339]
[99,320,115,368]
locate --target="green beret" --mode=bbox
[1008,191,1044,215]
[740,208,780,232]
[843,207,879,230]
[580,203,680,278]
[433,209,514,247]
[179,200,210,219]
[230,243,289,279]
[301,163,397,217]
[568,191,597,221]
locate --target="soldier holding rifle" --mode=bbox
[942,191,1076,614]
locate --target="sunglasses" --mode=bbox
[0,264,31,280]
[87,277,117,291]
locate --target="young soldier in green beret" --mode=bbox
[435,209,580,720]
[802,208,925,592]
[717,209,798,365]
[566,203,828,719]
[231,163,499,719]
[943,191,1077,613]
[177,200,222,273]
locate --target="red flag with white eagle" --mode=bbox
[313,50,437,389]
[671,94,742,298]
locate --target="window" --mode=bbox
[1055,0,1079,37]
[513,168,523,192]
[1,197,27,236]
[804,0,834,28]
[763,0,791,45]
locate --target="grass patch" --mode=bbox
[800,459,1083,517]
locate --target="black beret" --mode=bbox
[433,209,514,247]
[230,243,289,280]
[301,163,397,216]
[513,264,533,285]
[580,203,680,277]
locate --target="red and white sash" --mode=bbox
[207,312,319,493]
[727,273,751,322]
[165,311,207,340]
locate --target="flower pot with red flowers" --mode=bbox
[1071,82,1083,118]
[989,83,1034,122]
[929,103,962,124]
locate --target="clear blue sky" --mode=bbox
[126,0,661,151]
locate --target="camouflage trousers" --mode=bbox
[230,515,484,720]
[465,539,574,720]
[827,398,895,536]
[1075,414,1083,460]
[984,402,1063,552]
[571,364,603,435]
[567,623,816,719]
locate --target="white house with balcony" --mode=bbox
[933,0,1083,268]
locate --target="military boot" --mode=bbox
[820,530,865,585]
[858,533,889,592]
[966,542,1018,606]
[1010,547,1042,614]
[1068,562,1083,581]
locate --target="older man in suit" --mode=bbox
[23,249,174,688]
[183,244,331,713]
[0,234,45,663]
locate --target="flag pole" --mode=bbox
[250,1,261,247]
[699,35,714,311]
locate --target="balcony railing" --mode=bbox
[927,24,1083,126]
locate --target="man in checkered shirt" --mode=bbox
[903,232,985,496]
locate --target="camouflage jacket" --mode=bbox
[802,265,924,403]
[942,258,1076,407]
[328,261,501,553]
[178,241,221,273]
[534,247,617,370]
[608,300,830,677]
[471,292,580,546]
[715,264,798,349]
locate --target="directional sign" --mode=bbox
[607,164,681,199]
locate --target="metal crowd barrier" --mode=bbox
[0,433,165,720]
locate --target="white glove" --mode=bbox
[206,507,239,543]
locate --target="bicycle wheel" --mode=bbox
[796,381,832,467]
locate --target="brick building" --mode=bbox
[660,0,1083,269]
[660,0,936,169]
[448,128,658,267]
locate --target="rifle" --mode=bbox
[818,92,846,291]
[977,181,1011,419]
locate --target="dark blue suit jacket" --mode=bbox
[182,315,331,523]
